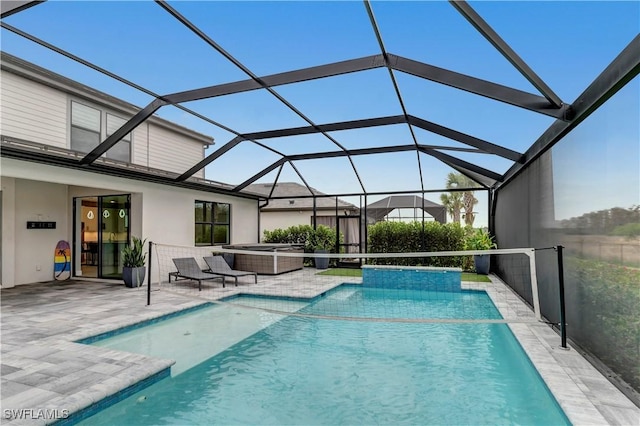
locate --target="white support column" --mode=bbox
[1,177,16,287]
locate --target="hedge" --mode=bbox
[263,224,340,253]
[367,221,468,267]
[265,221,481,269]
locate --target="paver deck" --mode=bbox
[1,271,638,425]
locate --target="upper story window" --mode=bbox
[106,114,131,162]
[195,201,230,246]
[70,102,100,153]
[70,101,131,162]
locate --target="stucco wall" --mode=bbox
[1,158,258,287]
[1,177,69,286]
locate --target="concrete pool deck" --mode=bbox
[1,271,638,425]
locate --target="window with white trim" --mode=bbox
[70,102,101,153]
[70,101,131,162]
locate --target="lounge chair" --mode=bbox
[170,257,225,291]
[203,255,258,286]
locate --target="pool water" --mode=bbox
[91,298,308,375]
[307,286,501,319]
[81,287,570,425]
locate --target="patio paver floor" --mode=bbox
[1,272,638,425]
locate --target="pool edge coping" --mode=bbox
[484,274,612,425]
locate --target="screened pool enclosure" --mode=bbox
[1,0,638,403]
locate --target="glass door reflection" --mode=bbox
[80,197,99,278]
[100,195,130,279]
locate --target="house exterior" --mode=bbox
[245,182,359,238]
[0,53,260,287]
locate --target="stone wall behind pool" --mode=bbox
[362,265,462,292]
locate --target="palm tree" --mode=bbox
[440,192,463,224]
[444,172,479,227]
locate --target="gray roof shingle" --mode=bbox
[244,183,358,211]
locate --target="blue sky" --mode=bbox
[2,1,638,226]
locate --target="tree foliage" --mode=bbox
[610,223,640,237]
[561,205,640,235]
[440,192,463,224]
[444,172,480,226]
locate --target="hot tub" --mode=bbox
[221,244,305,275]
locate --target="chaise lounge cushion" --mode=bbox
[203,255,258,286]
[171,257,224,290]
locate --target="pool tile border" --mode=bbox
[75,303,213,344]
[50,368,170,426]
[221,282,362,305]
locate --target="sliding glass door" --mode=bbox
[76,194,130,279]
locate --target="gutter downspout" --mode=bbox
[258,198,269,242]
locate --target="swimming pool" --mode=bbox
[79,286,570,425]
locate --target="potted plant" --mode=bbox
[310,226,334,270]
[465,229,496,275]
[122,236,147,287]
[313,243,330,270]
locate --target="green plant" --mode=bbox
[366,221,467,267]
[610,223,640,237]
[263,224,341,253]
[263,225,314,246]
[122,236,147,268]
[310,225,335,251]
[465,229,496,251]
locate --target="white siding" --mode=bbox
[1,70,208,177]
[0,72,67,147]
[132,122,149,166]
[148,124,205,178]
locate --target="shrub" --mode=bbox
[263,225,314,247]
[309,225,335,251]
[465,228,497,250]
[610,223,640,237]
[263,224,340,253]
[367,221,466,267]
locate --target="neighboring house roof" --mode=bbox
[366,195,447,223]
[245,182,358,211]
